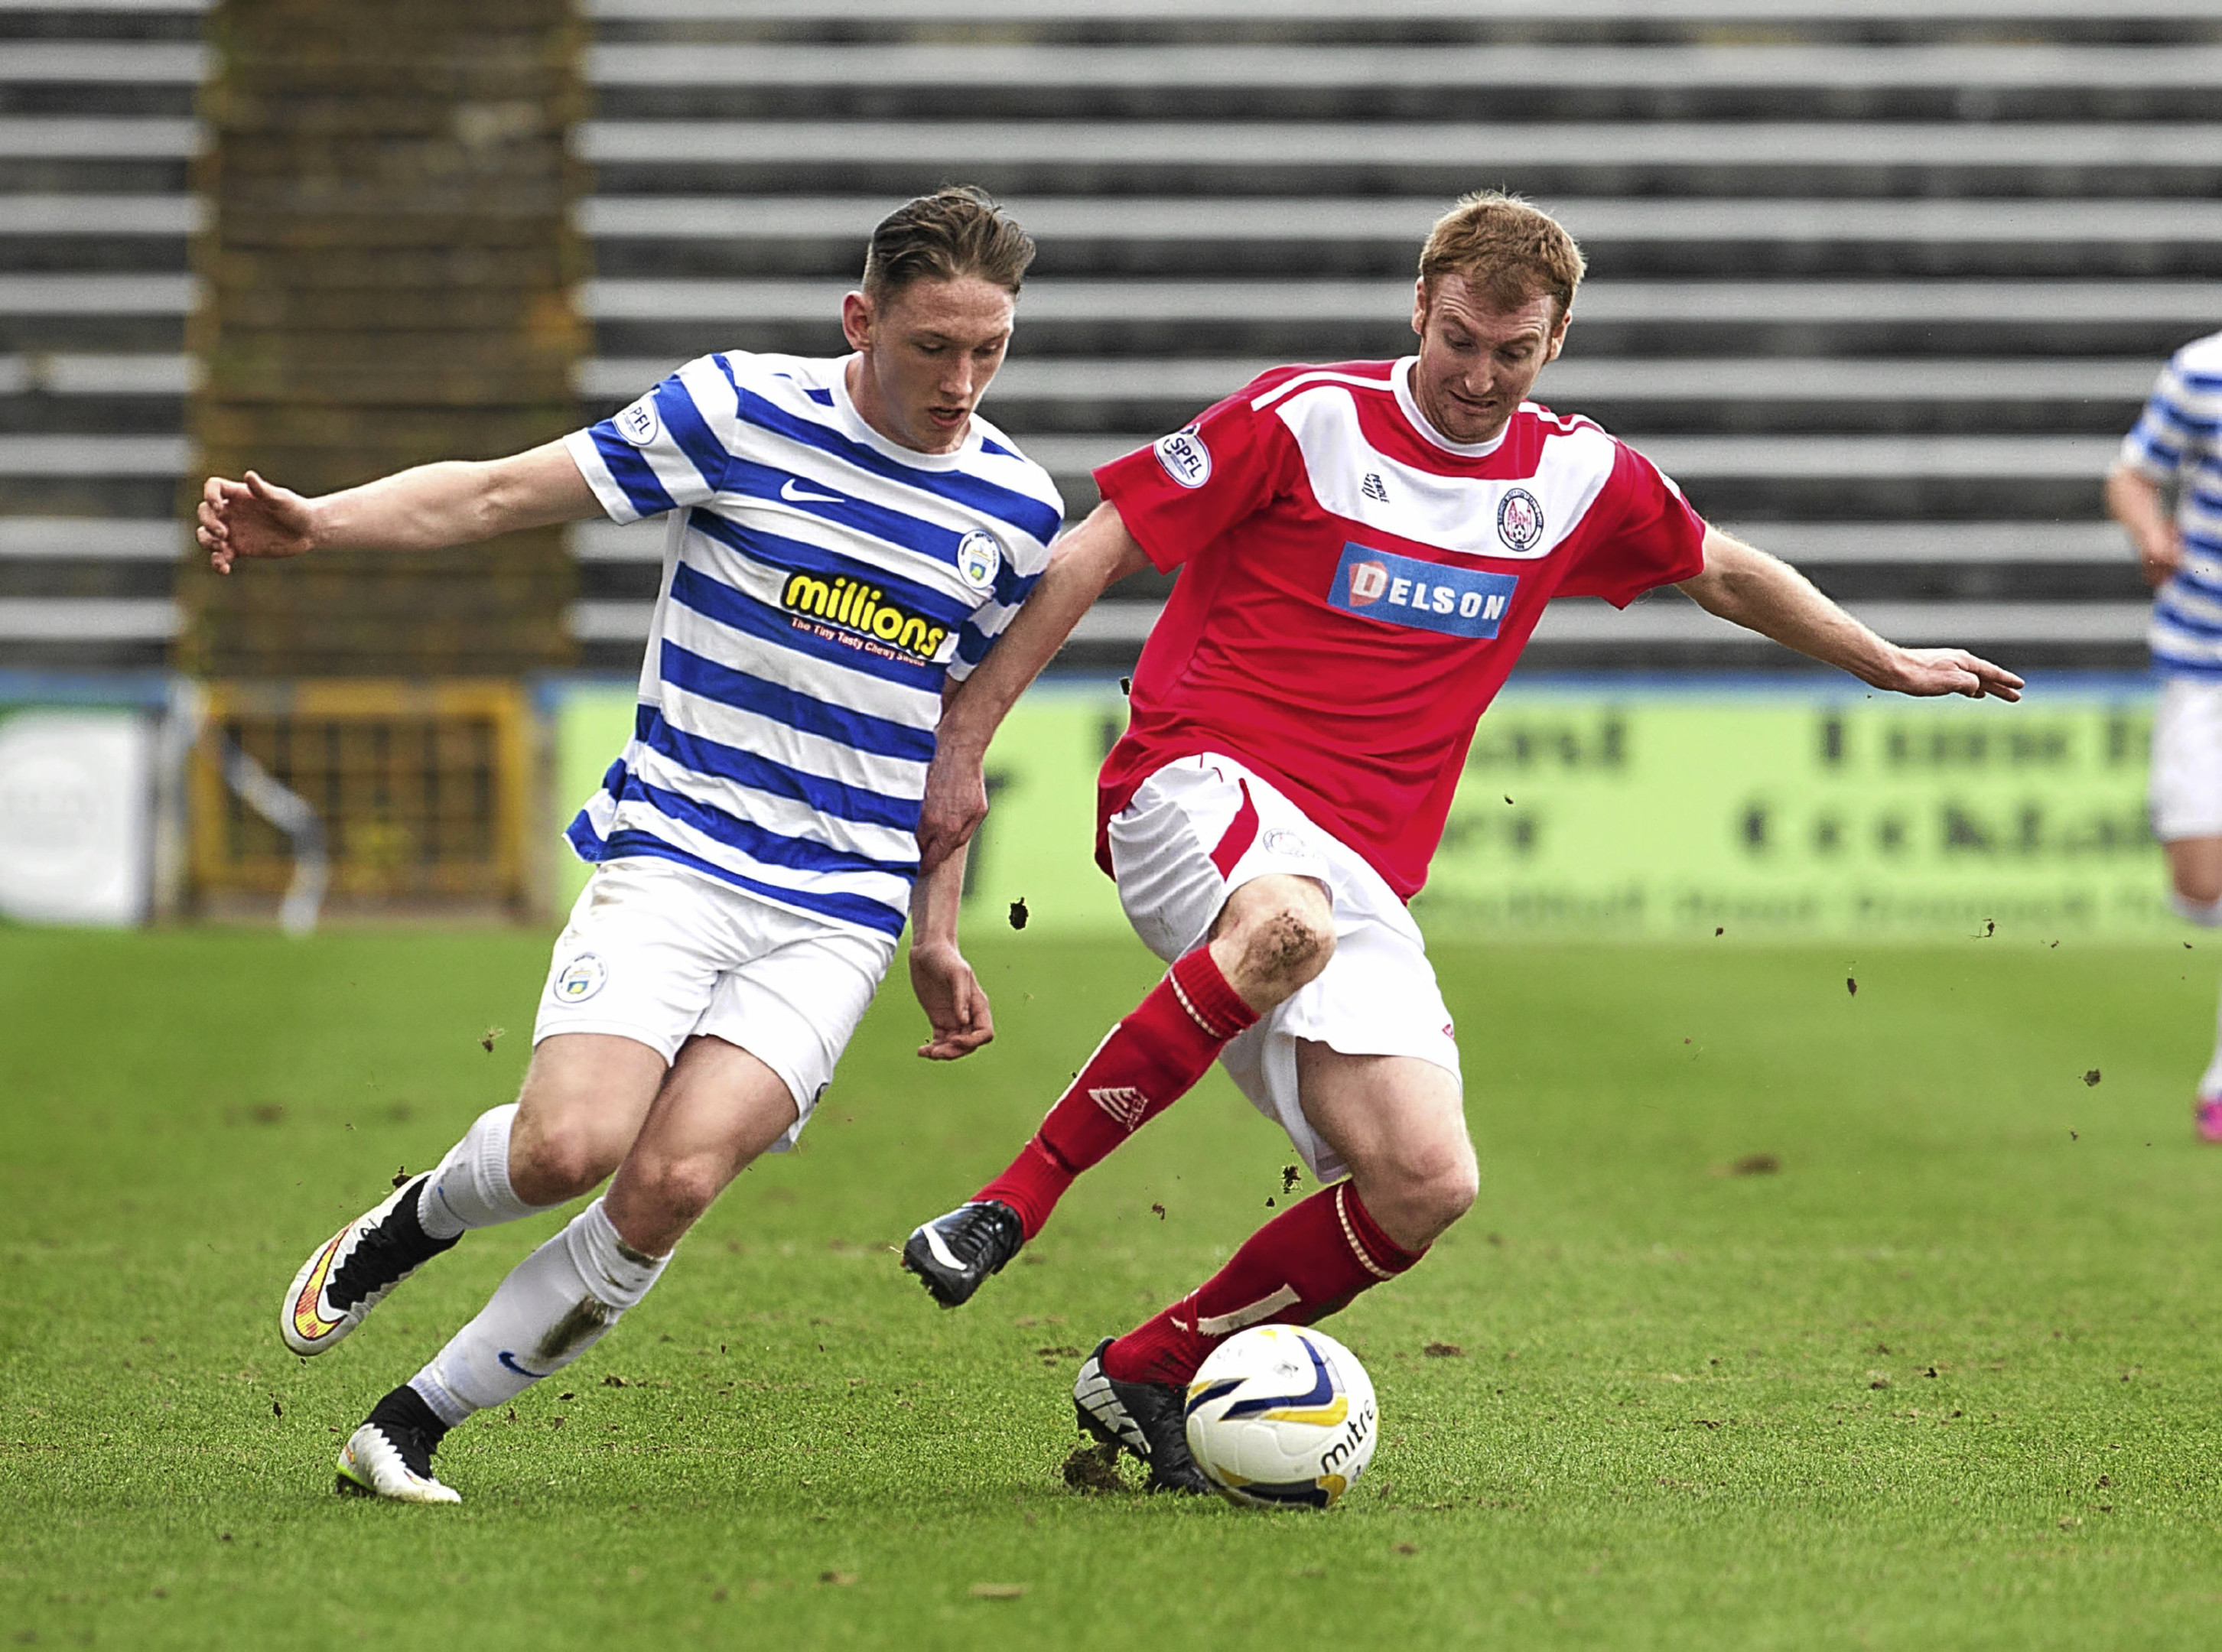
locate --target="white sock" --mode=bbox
[2202,977,2222,1103]
[408,1198,669,1426]
[2170,891,2222,928]
[417,1104,548,1241]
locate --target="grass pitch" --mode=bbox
[8,923,2222,1649]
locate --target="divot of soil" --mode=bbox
[1062,1439,1125,1494]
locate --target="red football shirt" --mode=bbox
[1095,357,1709,899]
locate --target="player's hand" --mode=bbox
[916,743,988,873]
[197,470,317,574]
[909,940,994,1061]
[1879,646,2025,703]
[2136,528,2187,590]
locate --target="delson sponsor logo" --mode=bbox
[1332,542,1520,639]
[782,571,950,661]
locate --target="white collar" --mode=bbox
[1394,356,1513,458]
[831,353,978,468]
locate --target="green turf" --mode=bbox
[8,924,2222,1650]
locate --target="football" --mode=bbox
[1183,1324,1378,1509]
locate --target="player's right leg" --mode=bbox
[340,896,890,1503]
[2149,679,2222,1140]
[327,1033,671,1502]
[339,1035,801,1504]
[1082,1044,1472,1494]
[905,759,1337,1307]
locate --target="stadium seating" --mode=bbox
[5,0,2218,673]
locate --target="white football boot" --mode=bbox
[280,1174,457,1356]
[334,1421,461,1504]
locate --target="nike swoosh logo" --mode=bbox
[292,1229,348,1338]
[498,1351,552,1380]
[918,1223,971,1272]
[779,479,844,506]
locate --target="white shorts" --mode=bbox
[533,857,895,1149]
[1107,753,1461,1184]
[2152,678,2222,842]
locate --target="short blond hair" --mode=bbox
[1417,192,1586,322]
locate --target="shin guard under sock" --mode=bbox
[408,1198,669,1427]
[1104,1182,1423,1388]
[974,946,1259,1237]
[416,1103,553,1241]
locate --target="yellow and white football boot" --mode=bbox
[281,1175,457,1357]
[334,1419,460,1504]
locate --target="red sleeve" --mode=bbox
[1555,439,1710,606]
[1091,379,1297,572]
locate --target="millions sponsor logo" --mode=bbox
[1332,542,1520,639]
[781,572,952,661]
[1496,488,1545,552]
[1153,428,1212,489]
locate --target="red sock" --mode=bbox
[1102,1182,1423,1388]
[974,945,1257,1238]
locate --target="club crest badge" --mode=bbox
[552,954,607,1003]
[614,396,661,448]
[1496,488,1545,553]
[956,530,1003,590]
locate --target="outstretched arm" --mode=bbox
[2107,463,2183,590]
[1677,526,2024,701]
[916,499,1151,870]
[196,438,600,574]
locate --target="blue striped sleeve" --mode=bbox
[589,427,680,517]
[584,362,736,518]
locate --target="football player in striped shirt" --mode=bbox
[195,187,1062,1503]
[900,192,2022,1494]
[2109,328,2222,1137]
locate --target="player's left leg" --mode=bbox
[337,1036,795,1503]
[906,757,1338,1307]
[2165,837,2222,1138]
[281,1036,664,1359]
[1075,1046,1472,1492]
[2151,679,2222,1140]
[337,910,891,1503]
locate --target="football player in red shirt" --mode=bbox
[900,193,2022,1492]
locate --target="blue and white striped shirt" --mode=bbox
[561,351,1062,939]
[2121,330,2222,679]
